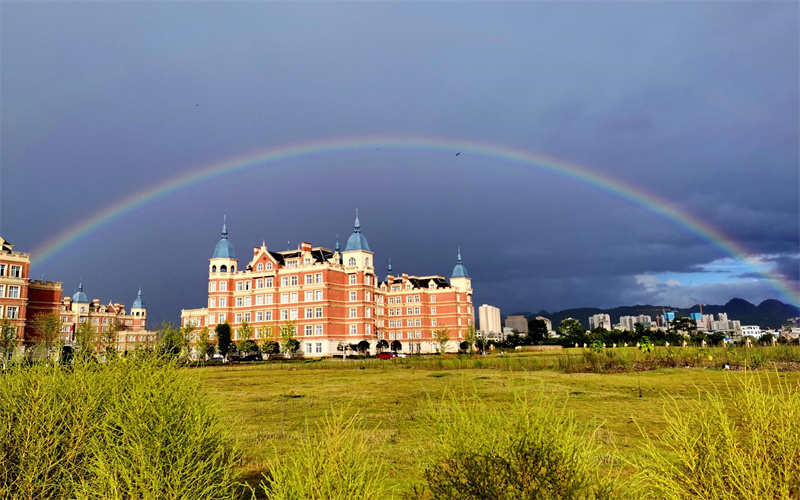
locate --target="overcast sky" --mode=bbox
[2,2,798,324]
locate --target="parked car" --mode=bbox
[377,352,397,360]
[396,353,408,358]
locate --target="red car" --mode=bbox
[377,352,397,360]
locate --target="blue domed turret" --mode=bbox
[72,280,88,303]
[212,216,236,259]
[132,286,146,309]
[451,248,469,278]
[344,210,371,252]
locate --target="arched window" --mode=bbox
[231,266,235,272]
[212,265,217,273]
[220,265,227,273]
[257,263,263,271]
[348,257,356,266]
[365,258,370,267]
[266,262,273,270]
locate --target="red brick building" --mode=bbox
[181,215,474,356]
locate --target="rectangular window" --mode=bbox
[406,308,412,315]
[349,308,357,318]
[255,295,263,305]
[314,290,323,301]
[349,292,357,301]
[349,275,357,285]
[415,319,421,326]
[245,296,251,306]
[415,295,420,302]
[265,311,272,321]
[266,278,273,288]
[315,307,323,318]
[365,324,371,335]
[365,291,370,301]
[430,296,436,303]
[265,294,273,304]
[8,286,20,298]
[365,308,371,318]
[235,313,242,323]
[236,282,243,291]
[281,277,288,287]
[290,309,298,320]
[388,297,394,305]
[209,297,216,307]
[364,275,371,285]
[245,281,251,290]
[431,307,437,315]
[407,296,413,303]
[244,313,251,322]
[0,265,5,276]
[350,324,357,335]
[210,282,216,292]
[256,312,263,322]
[305,325,313,336]
[304,291,313,302]
[210,314,216,324]
[305,274,313,285]
[256,279,263,289]
[432,319,437,326]
[306,343,312,354]
[315,325,323,336]
[315,273,322,284]
[219,297,227,307]
[389,310,394,316]
[236,297,243,307]
[7,307,18,319]
[290,292,298,303]
[287,260,298,268]
[316,342,322,353]
[280,293,289,304]
[291,276,298,286]
[220,282,227,291]
[10,266,21,278]
[280,310,289,320]
[407,319,413,327]
[414,307,420,315]
[305,308,313,319]
[219,313,226,323]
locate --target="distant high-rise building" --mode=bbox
[505,315,528,334]
[589,314,611,330]
[535,316,552,333]
[618,314,653,332]
[478,304,501,337]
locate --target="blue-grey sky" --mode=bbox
[2,2,798,324]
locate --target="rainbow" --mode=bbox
[29,135,798,306]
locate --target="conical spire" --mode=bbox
[221,215,228,238]
[132,286,146,309]
[335,234,340,252]
[388,258,393,275]
[353,209,361,233]
[72,278,89,303]
[457,247,462,264]
[451,247,469,278]
[212,216,236,259]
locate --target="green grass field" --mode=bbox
[198,348,800,497]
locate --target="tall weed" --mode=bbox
[259,408,389,500]
[635,371,800,499]
[416,389,621,499]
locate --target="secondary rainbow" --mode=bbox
[29,135,799,306]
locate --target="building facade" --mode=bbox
[505,315,528,334]
[181,216,474,356]
[588,313,612,331]
[60,283,155,352]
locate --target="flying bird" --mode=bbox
[455,152,460,156]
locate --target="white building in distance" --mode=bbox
[589,313,611,330]
[479,304,501,338]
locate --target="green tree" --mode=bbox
[216,322,233,360]
[376,339,389,352]
[74,319,95,361]
[464,323,477,354]
[434,328,451,354]
[157,322,182,359]
[0,318,18,368]
[527,319,549,343]
[239,320,253,343]
[196,326,215,360]
[558,318,586,344]
[101,319,120,358]
[31,312,62,362]
[475,335,488,355]
[280,320,299,356]
[670,317,697,336]
[639,336,654,353]
[179,322,195,359]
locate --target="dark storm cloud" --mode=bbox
[2,2,797,324]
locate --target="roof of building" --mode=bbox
[212,217,236,259]
[380,275,452,290]
[72,280,89,303]
[451,248,469,278]
[344,212,371,252]
[132,287,146,309]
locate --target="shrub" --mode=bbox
[635,371,800,499]
[0,356,240,500]
[417,390,620,499]
[259,408,389,500]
